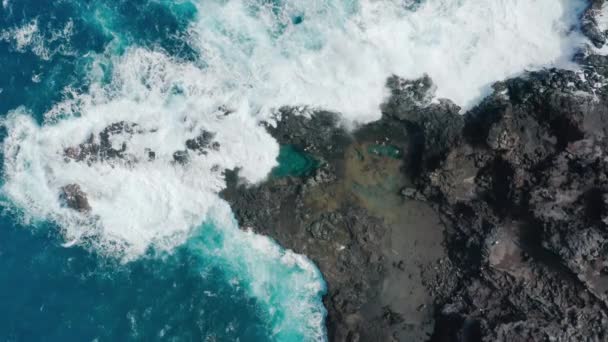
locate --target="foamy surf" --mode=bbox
[0,0,592,341]
[188,204,327,341]
[2,48,280,257]
[188,0,587,120]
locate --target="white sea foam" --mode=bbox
[0,18,75,60]
[3,49,279,257]
[0,0,589,273]
[0,19,39,51]
[1,0,590,277]
[190,204,326,340]
[187,0,587,121]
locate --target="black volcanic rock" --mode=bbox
[223,64,608,342]
[382,75,464,174]
[414,65,608,341]
[64,121,141,163]
[64,122,220,166]
[59,184,91,213]
[582,0,608,48]
[223,3,608,341]
[172,150,190,165]
[185,130,218,154]
[223,109,448,341]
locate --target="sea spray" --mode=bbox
[187,203,327,341]
[188,0,587,119]
[0,211,292,341]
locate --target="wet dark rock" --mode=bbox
[268,109,351,159]
[59,184,91,213]
[416,61,608,341]
[145,148,156,161]
[64,122,219,166]
[222,168,388,339]
[383,74,437,115]
[582,0,607,48]
[223,110,445,342]
[382,75,464,174]
[64,121,141,163]
[224,58,608,340]
[382,306,405,326]
[172,150,190,165]
[400,187,426,201]
[185,130,217,154]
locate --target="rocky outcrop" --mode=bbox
[390,57,608,341]
[59,122,223,214]
[59,184,91,213]
[222,111,447,341]
[582,0,608,48]
[382,74,463,174]
[226,3,608,341]
[185,130,219,154]
[63,121,220,166]
[223,7,608,341]
[64,121,142,163]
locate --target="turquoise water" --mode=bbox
[272,145,319,178]
[0,0,197,118]
[0,1,326,341]
[367,144,402,159]
[0,206,327,341]
[0,218,270,341]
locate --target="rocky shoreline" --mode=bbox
[51,1,608,340]
[221,2,608,341]
[222,110,447,341]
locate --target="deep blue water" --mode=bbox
[0,0,197,118]
[0,217,271,341]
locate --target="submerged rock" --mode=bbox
[64,121,220,167]
[185,130,218,154]
[172,150,190,165]
[63,121,141,163]
[59,184,91,213]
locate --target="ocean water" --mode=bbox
[368,144,401,159]
[0,218,271,341]
[0,0,590,341]
[271,145,318,178]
